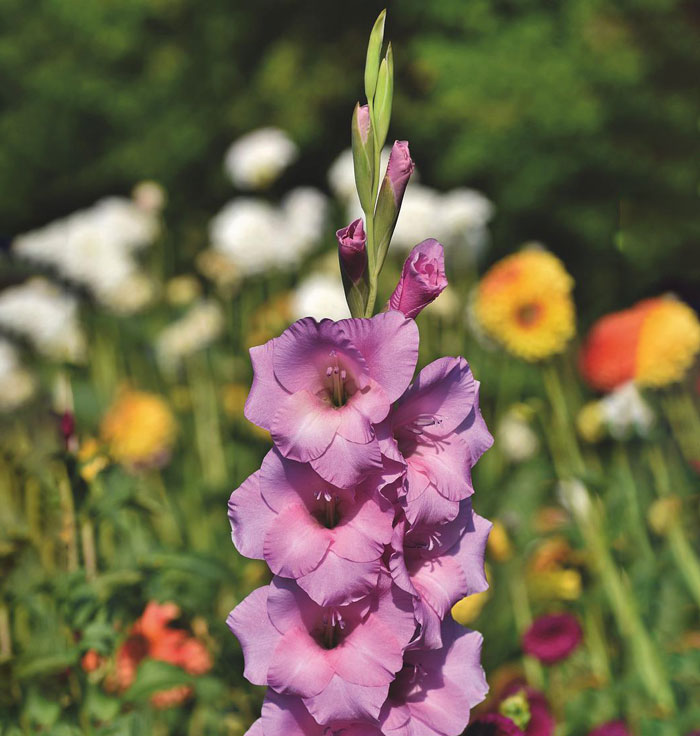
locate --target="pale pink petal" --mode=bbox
[228,470,274,560]
[370,575,418,649]
[266,577,320,636]
[346,379,392,425]
[335,402,376,443]
[226,586,280,686]
[244,340,289,431]
[260,691,320,736]
[303,675,389,724]
[330,493,393,562]
[297,551,381,607]
[243,719,264,736]
[272,318,368,394]
[334,615,405,686]
[450,509,492,597]
[456,383,494,466]
[264,503,331,578]
[271,390,340,462]
[393,357,475,436]
[310,434,382,489]
[412,555,468,619]
[338,311,419,402]
[267,627,334,698]
[404,487,460,527]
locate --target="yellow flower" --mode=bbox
[635,298,700,387]
[452,565,492,624]
[100,389,176,470]
[77,437,110,482]
[526,536,583,601]
[474,248,575,361]
[487,521,513,562]
[576,401,605,443]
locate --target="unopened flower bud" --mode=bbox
[351,103,375,213]
[388,238,447,318]
[336,218,367,283]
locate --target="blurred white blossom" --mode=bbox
[156,300,224,373]
[209,188,327,278]
[292,273,350,322]
[497,405,540,462]
[0,279,86,362]
[600,382,655,439]
[0,339,34,411]
[13,194,160,314]
[224,128,298,190]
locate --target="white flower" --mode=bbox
[599,382,654,439]
[439,188,494,258]
[557,479,593,521]
[156,300,224,373]
[12,196,159,314]
[497,405,540,462]
[224,128,298,190]
[209,198,281,276]
[292,273,350,322]
[0,279,86,362]
[327,149,357,203]
[0,339,34,411]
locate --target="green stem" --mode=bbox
[506,562,545,690]
[614,444,654,564]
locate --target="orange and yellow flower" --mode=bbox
[100,389,177,470]
[474,248,575,361]
[580,296,700,391]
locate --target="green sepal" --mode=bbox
[372,176,399,273]
[373,44,394,151]
[339,256,369,319]
[351,102,375,214]
[364,9,386,104]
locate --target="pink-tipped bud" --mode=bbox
[384,140,414,205]
[389,239,447,319]
[336,218,367,283]
[356,104,371,145]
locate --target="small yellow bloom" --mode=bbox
[576,401,605,443]
[528,568,582,601]
[101,389,176,470]
[452,565,492,624]
[77,437,110,482]
[487,521,513,562]
[635,298,700,387]
[474,248,575,361]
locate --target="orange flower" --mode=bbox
[580,296,700,391]
[109,602,212,707]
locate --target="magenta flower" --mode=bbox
[500,682,555,736]
[378,356,493,525]
[337,218,368,283]
[389,501,491,648]
[247,690,382,736]
[389,239,448,319]
[229,449,394,606]
[228,574,416,724]
[588,722,631,736]
[378,617,488,736]
[522,613,583,665]
[244,313,419,488]
[466,715,525,736]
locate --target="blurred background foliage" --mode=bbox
[2,0,698,319]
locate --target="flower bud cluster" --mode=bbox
[228,310,493,735]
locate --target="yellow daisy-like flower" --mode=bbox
[474,248,575,361]
[100,389,176,470]
[635,298,700,387]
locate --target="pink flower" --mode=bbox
[378,356,493,525]
[227,574,416,723]
[229,449,394,606]
[383,141,414,206]
[247,690,383,736]
[244,313,419,488]
[587,722,631,736]
[522,613,583,665]
[389,501,491,648]
[337,218,368,283]
[378,617,488,736]
[389,239,448,319]
[500,682,555,736]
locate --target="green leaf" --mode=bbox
[124,660,192,702]
[364,9,386,104]
[16,649,80,679]
[373,44,393,151]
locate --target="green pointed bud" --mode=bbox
[364,9,386,104]
[351,103,375,214]
[373,44,393,151]
[373,140,414,270]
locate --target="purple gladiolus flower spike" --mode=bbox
[229,449,394,606]
[244,313,419,488]
[379,617,489,736]
[389,238,448,319]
